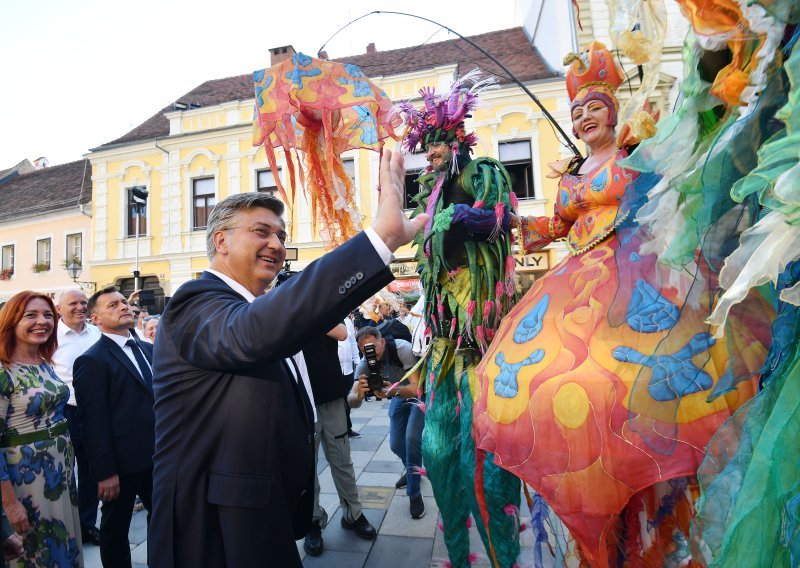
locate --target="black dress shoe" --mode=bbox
[410,495,425,519]
[395,471,407,489]
[303,521,323,556]
[81,525,101,546]
[347,429,361,439]
[340,513,376,540]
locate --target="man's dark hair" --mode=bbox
[205,192,285,260]
[88,286,118,315]
[356,326,381,343]
[355,326,404,367]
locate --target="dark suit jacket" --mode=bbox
[148,232,394,568]
[73,334,155,482]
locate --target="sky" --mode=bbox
[1,0,522,166]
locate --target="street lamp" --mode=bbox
[64,259,96,292]
[65,259,82,282]
[129,186,149,291]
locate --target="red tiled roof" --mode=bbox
[337,27,555,84]
[99,27,556,149]
[0,160,90,221]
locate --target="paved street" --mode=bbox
[84,399,537,567]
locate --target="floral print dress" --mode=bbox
[0,363,82,567]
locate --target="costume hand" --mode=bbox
[98,474,120,501]
[4,498,29,535]
[372,148,429,252]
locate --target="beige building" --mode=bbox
[0,159,93,303]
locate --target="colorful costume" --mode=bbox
[472,43,774,567]
[629,1,800,565]
[399,72,521,567]
[252,52,398,246]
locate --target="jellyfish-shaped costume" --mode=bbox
[252,52,398,246]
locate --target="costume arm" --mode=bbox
[519,214,571,252]
[449,204,512,240]
[73,354,117,481]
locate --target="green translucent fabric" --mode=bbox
[691,341,800,566]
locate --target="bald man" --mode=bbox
[53,289,103,545]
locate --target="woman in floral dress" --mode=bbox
[0,291,81,567]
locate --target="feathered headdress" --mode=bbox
[395,70,496,173]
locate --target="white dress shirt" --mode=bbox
[52,319,102,406]
[102,331,153,379]
[337,317,360,376]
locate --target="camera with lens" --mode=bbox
[362,343,385,395]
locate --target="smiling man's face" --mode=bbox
[426,142,452,173]
[211,207,287,296]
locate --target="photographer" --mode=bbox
[352,327,425,519]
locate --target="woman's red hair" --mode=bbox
[0,291,58,365]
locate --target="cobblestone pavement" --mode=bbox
[83,399,538,567]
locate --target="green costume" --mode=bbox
[398,72,521,567]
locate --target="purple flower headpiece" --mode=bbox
[395,70,497,155]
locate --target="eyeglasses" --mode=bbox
[132,311,141,316]
[226,224,287,244]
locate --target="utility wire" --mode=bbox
[318,10,582,158]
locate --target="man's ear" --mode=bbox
[212,230,229,256]
[89,312,99,326]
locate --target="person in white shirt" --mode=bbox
[52,289,102,545]
[338,314,361,438]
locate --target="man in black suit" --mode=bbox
[148,149,427,567]
[73,287,155,568]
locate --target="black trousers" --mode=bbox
[99,468,152,568]
[64,404,99,529]
[343,372,355,430]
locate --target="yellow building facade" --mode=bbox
[87,24,681,310]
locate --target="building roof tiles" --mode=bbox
[101,27,555,149]
[0,159,90,221]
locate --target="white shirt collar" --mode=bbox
[205,269,257,303]
[57,318,93,336]
[103,331,135,348]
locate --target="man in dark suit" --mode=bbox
[73,286,155,568]
[148,149,427,567]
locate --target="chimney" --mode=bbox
[366,43,377,55]
[33,157,49,170]
[269,45,297,66]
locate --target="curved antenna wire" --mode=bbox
[317,10,582,158]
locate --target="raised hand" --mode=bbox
[372,147,429,252]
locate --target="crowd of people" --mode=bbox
[0,147,425,568]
